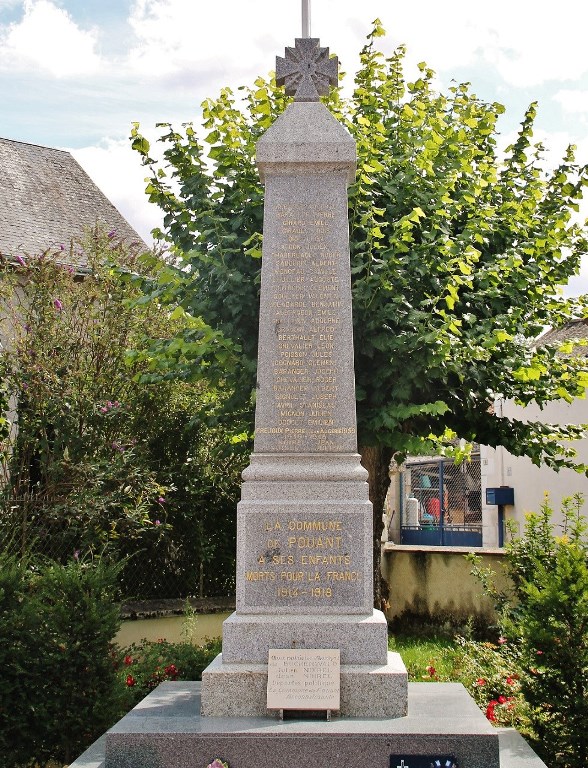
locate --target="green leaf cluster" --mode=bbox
[130,23,588,473]
[468,494,588,767]
[0,554,122,767]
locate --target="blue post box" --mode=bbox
[485,486,514,506]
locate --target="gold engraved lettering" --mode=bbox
[245,571,276,581]
[287,536,342,549]
[287,520,342,531]
[326,571,360,582]
[300,554,351,566]
[271,555,294,565]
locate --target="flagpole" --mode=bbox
[301,0,310,37]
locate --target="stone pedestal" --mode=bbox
[69,682,553,768]
[199,98,406,719]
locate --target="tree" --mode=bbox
[130,22,588,607]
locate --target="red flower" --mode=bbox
[425,665,436,677]
[475,678,486,686]
[126,675,136,687]
[505,676,516,686]
[124,655,133,666]
[486,700,498,722]
[498,695,507,704]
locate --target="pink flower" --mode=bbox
[207,760,228,768]
[15,255,26,266]
[53,299,63,311]
[108,230,116,238]
[154,519,161,526]
[498,636,507,645]
[157,496,166,504]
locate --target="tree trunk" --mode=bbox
[359,444,394,612]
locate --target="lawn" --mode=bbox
[389,633,464,682]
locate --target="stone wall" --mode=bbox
[382,544,509,631]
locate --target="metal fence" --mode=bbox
[400,455,483,546]
[0,492,236,601]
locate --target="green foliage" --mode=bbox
[0,231,242,598]
[130,22,588,473]
[388,633,461,682]
[0,554,122,767]
[468,495,588,767]
[116,636,221,710]
[456,637,529,729]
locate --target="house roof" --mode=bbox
[537,318,588,357]
[0,137,146,267]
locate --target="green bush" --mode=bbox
[0,554,122,767]
[468,494,588,768]
[0,232,243,599]
[116,636,221,710]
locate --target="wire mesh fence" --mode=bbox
[0,491,236,601]
[400,455,482,546]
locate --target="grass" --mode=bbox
[389,633,464,682]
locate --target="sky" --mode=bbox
[1,0,588,292]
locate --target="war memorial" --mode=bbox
[70,18,547,768]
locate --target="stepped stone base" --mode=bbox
[68,681,547,768]
[200,651,407,718]
[220,610,389,665]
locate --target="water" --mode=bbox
[115,612,231,648]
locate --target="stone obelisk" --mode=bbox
[200,37,407,718]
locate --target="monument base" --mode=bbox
[69,681,548,768]
[201,651,407,718]
[200,609,404,718]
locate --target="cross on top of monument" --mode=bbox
[276,38,338,102]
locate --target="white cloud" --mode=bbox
[126,0,296,82]
[70,138,161,245]
[0,0,103,77]
[555,88,588,116]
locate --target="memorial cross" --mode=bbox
[275,37,338,101]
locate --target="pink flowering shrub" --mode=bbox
[0,230,242,599]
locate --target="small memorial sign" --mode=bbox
[389,758,458,768]
[266,649,340,710]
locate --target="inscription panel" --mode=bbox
[266,649,340,710]
[240,512,367,610]
[254,174,357,454]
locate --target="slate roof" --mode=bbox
[537,318,588,357]
[0,137,146,267]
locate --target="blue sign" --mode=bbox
[389,758,458,768]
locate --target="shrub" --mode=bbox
[467,494,588,768]
[116,636,221,710]
[0,554,122,767]
[0,232,243,599]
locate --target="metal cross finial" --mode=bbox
[276,38,338,102]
